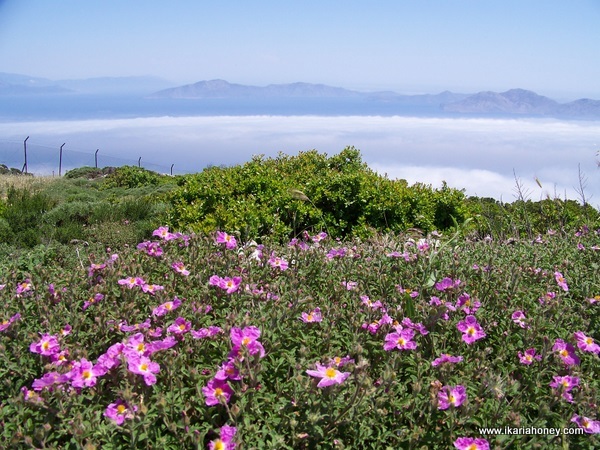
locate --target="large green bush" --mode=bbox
[167,148,472,241]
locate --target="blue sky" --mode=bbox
[1,0,599,98]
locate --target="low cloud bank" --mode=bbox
[0,115,598,203]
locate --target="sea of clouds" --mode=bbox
[0,115,598,205]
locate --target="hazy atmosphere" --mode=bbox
[1,0,599,204]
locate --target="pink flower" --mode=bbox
[32,371,69,391]
[141,283,164,295]
[456,293,480,314]
[16,279,34,296]
[454,437,490,450]
[383,328,417,351]
[152,297,183,316]
[127,354,160,386]
[300,307,322,323]
[209,424,237,450]
[215,359,242,381]
[216,231,237,249]
[511,310,529,329]
[191,326,223,339]
[306,363,350,387]
[553,339,581,366]
[571,414,600,434]
[83,293,104,310]
[167,317,191,335]
[118,276,145,289]
[342,281,358,290]
[539,291,556,305]
[435,277,460,291]
[137,241,164,257]
[229,326,266,358]
[97,343,125,370]
[21,387,44,404]
[171,261,190,276]
[432,353,463,367]
[329,355,354,368]
[518,348,542,365]
[360,295,383,310]
[202,378,234,406]
[456,315,486,344]
[574,331,600,354]
[554,271,569,291]
[153,226,176,240]
[438,385,467,410]
[399,317,428,335]
[29,333,60,356]
[104,399,137,425]
[68,358,107,388]
[310,231,328,242]
[268,254,289,271]
[0,313,21,332]
[550,375,580,402]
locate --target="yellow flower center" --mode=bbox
[467,326,475,336]
[397,337,406,346]
[179,324,186,330]
[165,303,173,310]
[585,338,593,345]
[140,363,148,372]
[82,370,92,380]
[306,313,313,321]
[42,341,50,350]
[449,394,456,404]
[117,404,127,414]
[325,367,337,379]
[560,349,569,357]
[242,337,251,346]
[467,445,478,450]
[213,440,225,450]
[215,388,224,397]
[137,343,145,352]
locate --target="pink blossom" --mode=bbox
[171,261,190,276]
[553,339,580,366]
[153,226,177,240]
[83,293,105,310]
[574,331,600,354]
[229,326,265,358]
[119,318,151,332]
[435,277,461,291]
[329,355,354,368]
[202,378,234,406]
[21,387,44,404]
[306,363,350,388]
[215,359,242,381]
[550,375,579,402]
[454,437,490,450]
[167,317,191,335]
[30,333,60,356]
[220,277,242,294]
[137,241,164,257]
[68,358,107,388]
[360,295,383,310]
[141,283,164,295]
[216,231,237,249]
[399,317,428,335]
[268,253,289,271]
[127,354,160,385]
[456,315,486,344]
[511,310,529,329]
[554,271,569,291]
[342,280,358,290]
[209,424,237,450]
[0,313,21,332]
[438,385,467,410]
[97,343,125,370]
[571,414,600,434]
[32,371,69,391]
[152,297,183,316]
[191,326,223,339]
[456,293,480,314]
[16,279,33,295]
[300,307,322,323]
[539,291,556,305]
[104,399,137,425]
[383,328,417,351]
[432,353,463,367]
[518,348,542,365]
[118,276,145,289]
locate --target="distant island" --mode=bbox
[1,72,600,119]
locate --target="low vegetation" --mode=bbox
[0,149,599,449]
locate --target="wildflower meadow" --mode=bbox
[0,153,599,449]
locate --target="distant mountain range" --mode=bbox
[1,72,600,119]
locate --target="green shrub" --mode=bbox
[102,166,165,189]
[167,148,473,241]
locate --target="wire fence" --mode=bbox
[0,138,194,176]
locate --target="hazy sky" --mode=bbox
[1,0,599,99]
